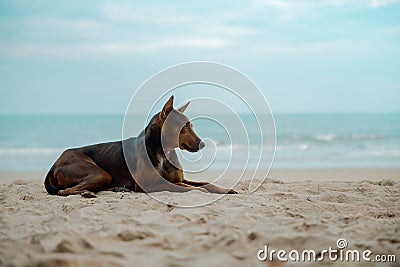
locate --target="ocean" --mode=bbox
[0,114,399,171]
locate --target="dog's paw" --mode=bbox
[227,189,238,194]
[80,191,97,198]
[58,190,68,196]
[112,187,131,192]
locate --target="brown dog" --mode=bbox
[44,96,237,198]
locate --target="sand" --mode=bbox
[0,169,399,267]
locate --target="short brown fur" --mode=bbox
[44,96,237,198]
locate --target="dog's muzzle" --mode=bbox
[199,141,205,150]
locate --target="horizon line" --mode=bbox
[1,111,400,116]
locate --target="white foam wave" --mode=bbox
[351,150,400,158]
[314,134,336,142]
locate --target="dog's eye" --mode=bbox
[184,122,190,129]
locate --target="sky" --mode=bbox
[0,0,399,114]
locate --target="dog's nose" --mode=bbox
[199,141,205,150]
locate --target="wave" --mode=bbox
[279,133,400,144]
[308,134,335,142]
[350,150,400,158]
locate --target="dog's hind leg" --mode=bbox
[183,179,237,194]
[54,157,113,198]
[58,172,111,198]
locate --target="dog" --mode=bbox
[44,96,237,198]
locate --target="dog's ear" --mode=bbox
[177,101,190,113]
[160,95,174,120]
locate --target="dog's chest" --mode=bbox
[156,155,165,171]
[155,153,183,183]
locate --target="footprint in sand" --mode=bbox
[53,236,93,253]
[117,230,154,242]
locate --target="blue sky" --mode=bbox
[0,0,399,114]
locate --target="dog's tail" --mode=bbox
[44,166,59,195]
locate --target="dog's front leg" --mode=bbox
[183,180,237,194]
[144,181,208,193]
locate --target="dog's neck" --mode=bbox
[144,123,178,171]
[144,123,175,155]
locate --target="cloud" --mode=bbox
[250,0,400,22]
[369,0,400,7]
[0,2,258,59]
[248,0,357,23]
[1,0,398,61]
[0,37,231,59]
[227,38,394,62]
[98,2,193,25]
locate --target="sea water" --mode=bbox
[0,114,399,171]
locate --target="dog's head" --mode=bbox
[155,95,204,152]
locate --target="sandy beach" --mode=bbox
[0,169,399,267]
